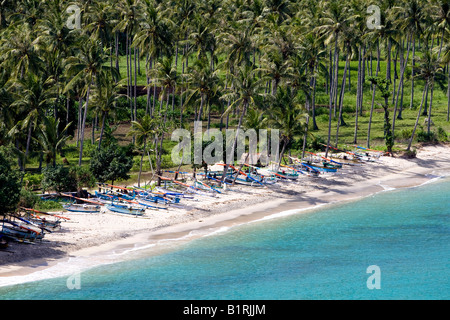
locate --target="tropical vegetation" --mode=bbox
[1,0,450,198]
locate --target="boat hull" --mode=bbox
[63,204,101,213]
[106,205,145,216]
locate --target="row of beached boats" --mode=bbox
[0,208,70,247]
[0,145,383,249]
[58,144,383,216]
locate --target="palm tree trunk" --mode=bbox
[98,111,106,150]
[77,97,83,147]
[126,32,131,118]
[408,82,428,151]
[328,50,332,95]
[383,96,393,155]
[197,93,205,122]
[447,63,450,122]
[333,36,340,117]
[134,47,138,122]
[138,139,146,187]
[66,97,70,128]
[78,83,92,166]
[115,32,120,73]
[367,44,381,148]
[392,45,398,104]
[360,45,365,117]
[311,63,318,130]
[24,123,33,171]
[302,115,310,160]
[335,54,349,147]
[91,115,95,145]
[146,57,151,116]
[230,102,248,186]
[159,88,164,116]
[409,36,415,110]
[325,75,334,158]
[386,38,392,83]
[355,46,362,144]
[392,35,411,137]
[427,82,435,135]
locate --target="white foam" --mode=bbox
[377,181,397,191]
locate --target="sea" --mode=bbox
[0,175,449,300]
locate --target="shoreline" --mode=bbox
[1,144,450,287]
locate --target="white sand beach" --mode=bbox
[1,144,450,281]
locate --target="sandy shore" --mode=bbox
[1,144,450,282]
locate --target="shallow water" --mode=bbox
[1,177,449,300]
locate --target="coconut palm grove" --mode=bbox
[1,0,450,209]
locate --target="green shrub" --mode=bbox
[399,128,413,140]
[437,127,448,142]
[18,188,39,208]
[417,130,437,143]
[161,154,175,169]
[42,165,76,193]
[23,173,43,190]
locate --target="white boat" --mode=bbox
[63,203,101,213]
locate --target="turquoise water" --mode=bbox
[1,178,449,300]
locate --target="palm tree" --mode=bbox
[391,0,426,115]
[367,76,394,154]
[64,37,119,166]
[33,116,72,168]
[113,0,141,122]
[314,0,353,157]
[91,77,127,150]
[7,73,55,171]
[133,0,174,116]
[127,114,158,187]
[150,56,179,122]
[268,86,308,170]
[220,64,266,183]
[410,48,444,145]
[0,24,43,79]
[219,26,256,68]
[185,58,220,123]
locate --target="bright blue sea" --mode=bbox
[1,177,449,300]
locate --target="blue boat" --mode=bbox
[106,204,145,216]
[301,162,337,173]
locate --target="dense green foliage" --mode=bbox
[0,147,22,215]
[0,0,449,199]
[90,144,134,184]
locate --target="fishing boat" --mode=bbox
[136,198,169,210]
[302,161,337,173]
[21,207,69,230]
[265,163,300,180]
[154,187,193,199]
[157,175,218,197]
[0,220,43,243]
[213,163,269,187]
[195,180,222,193]
[329,154,362,166]
[63,203,101,213]
[320,144,364,165]
[106,203,145,216]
